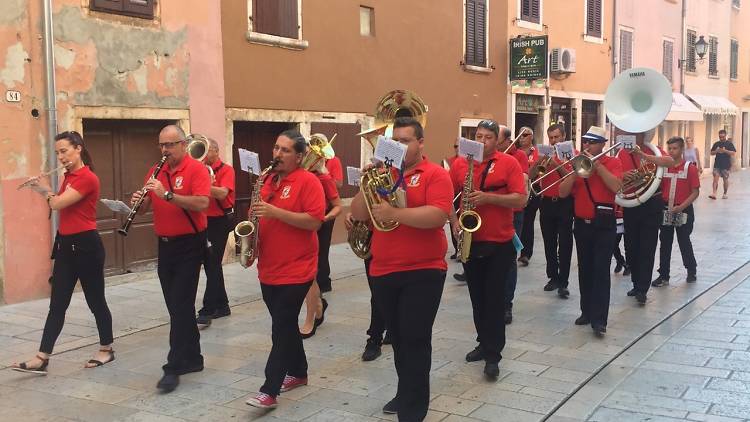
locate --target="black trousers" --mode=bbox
[200,216,232,315]
[574,219,616,327]
[613,233,626,266]
[465,241,514,363]
[539,197,574,287]
[658,205,697,279]
[316,218,335,292]
[371,269,445,422]
[364,258,385,342]
[506,211,524,306]
[41,230,113,354]
[520,194,540,258]
[623,195,663,294]
[259,281,312,397]
[158,232,205,375]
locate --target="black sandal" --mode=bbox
[314,298,328,328]
[12,354,49,375]
[85,348,115,368]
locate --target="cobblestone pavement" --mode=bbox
[0,171,749,422]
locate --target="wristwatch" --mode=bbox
[163,191,174,202]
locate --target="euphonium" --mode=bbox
[235,158,280,268]
[360,165,402,232]
[456,154,482,263]
[301,133,336,171]
[348,220,373,259]
[186,133,215,179]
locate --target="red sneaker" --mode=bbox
[280,375,308,392]
[245,392,277,408]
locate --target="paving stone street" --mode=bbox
[1,170,749,422]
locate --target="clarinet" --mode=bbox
[118,155,168,236]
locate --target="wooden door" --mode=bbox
[310,122,362,198]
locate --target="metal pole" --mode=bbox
[43,0,59,239]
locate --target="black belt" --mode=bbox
[158,233,201,242]
[575,217,593,225]
[542,196,570,202]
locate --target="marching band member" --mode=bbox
[12,131,114,374]
[130,125,211,392]
[518,127,539,267]
[318,155,343,293]
[245,130,325,409]
[197,138,235,329]
[450,119,527,379]
[537,123,574,299]
[617,131,677,304]
[351,117,452,421]
[652,136,699,287]
[558,127,623,336]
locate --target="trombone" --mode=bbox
[502,128,532,154]
[530,143,622,196]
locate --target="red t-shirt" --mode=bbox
[58,166,99,235]
[570,155,623,219]
[506,146,530,174]
[369,159,453,277]
[316,172,339,205]
[147,157,211,236]
[258,168,326,285]
[660,161,700,206]
[206,159,236,217]
[325,157,343,185]
[450,151,526,243]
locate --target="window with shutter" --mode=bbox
[686,30,697,73]
[90,0,154,19]
[253,0,299,39]
[619,30,633,72]
[730,39,739,80]
[465,0,487,67]
[732,0,740,9]
[586,0,602,38]
[521,0,541,24]
[709,36,718,76]
[663,40,674,82]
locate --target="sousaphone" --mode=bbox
[357,90,428,149]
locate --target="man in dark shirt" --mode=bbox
[709,129,736,199]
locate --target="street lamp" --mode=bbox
[695,35,708,59]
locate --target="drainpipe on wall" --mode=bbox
[610,0,618,142]
[680,0,687,95]
[43,0,59,239]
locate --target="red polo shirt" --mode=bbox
[450,151,526,243]
[570,155,623,219]
[147,156,211,236]
[660,161,700,206]
[316,172,339,205]
[370,159,453,277]
[538,156,565,198]
[325,157,343,186]
[258,168,326,285]
[206,159,236,217]
[58,165,99,235]
[506,146,530,174]
[525,147,539,167]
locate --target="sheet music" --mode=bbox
[616,134,637,150]
[458,137,484,160]
[555,141,574,161]
[537,144,554,157]
[346,166,362,186]
[373,136,407,169]
[100,199,133,215]
[238,149,261,175]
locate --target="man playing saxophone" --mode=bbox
[449,119,527,380]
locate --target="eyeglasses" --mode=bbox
[158,141,183,149]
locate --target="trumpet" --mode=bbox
[531,143,622,196]
[17,165,66,190]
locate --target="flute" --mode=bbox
[118,155,168,236]
[17,165,66,190]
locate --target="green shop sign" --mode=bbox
[509,36,548,81]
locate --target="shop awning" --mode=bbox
[666,93,703,121]
[686,94,738,116]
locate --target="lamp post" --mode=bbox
[679,34,708,94]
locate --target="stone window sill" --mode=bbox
[246,31,309,50]
[583,35,604,44]
[516,20,543,32]
[462,64,493,74]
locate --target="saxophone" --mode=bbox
[456,154,482,263]
[235,158,280,268]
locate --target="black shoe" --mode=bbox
[300,324,317,340]
[484,361,500,379]
[504,308,513,325]
[557,287,570,299]
[382,331,392,345]
[627,288,637,297]
[623,265,631,276]
[574,315,590,325]
[614,262,623,273]
[362,341,382,362]
[465,345,484,362]
[157,373,179,392]
[314,298,328,327]
[518,256,529,267]
[449,253,457,260]
[196,314,212,329]
[636,293,647,304]
[686,273,697,283]
[543,280,557,291]
[175,362,204,375]
[213,306,231,319]
[382,397,399,414]
[651,276,669,287]
[453,272,467,282]
[592,324,606,337]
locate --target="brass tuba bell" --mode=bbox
[186,133,214,178]
[357,90,428,149]
[301,133,336,171]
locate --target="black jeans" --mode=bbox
[539,197,574,287]
[574,219,616,327]
[520,194,540,258]
[465,241,514,363]
[658,205,697,279]
[371,269,445,422]
[364,258,385,342]
[200,216,232,315]
[40,230,113,354]
[506,211,524,306]
[158,232,205,374]
[316,218,336,292]
[259,281,312,397]
[623,195,663,294]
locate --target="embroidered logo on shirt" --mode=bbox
[174,176,184,190]
[488,162,496,174]
[281,185,291,199]
[408,174,421,187]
